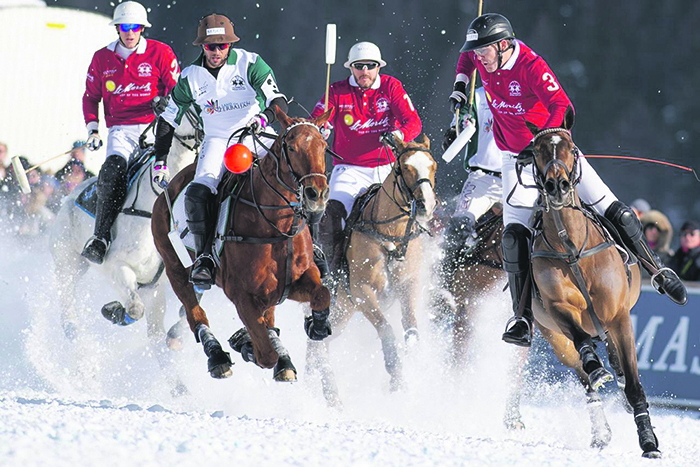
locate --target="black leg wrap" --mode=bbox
[635,412,660,456]
[304,308,332,341]
[501,224,534,347]
[228,327,256,363]
[605,201,687,305]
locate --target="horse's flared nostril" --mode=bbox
[304,186,319,202]
[560,179,570,194]
[544,179,557,196]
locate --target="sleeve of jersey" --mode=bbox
[309,86,336,120]
[160,75,195,128]
[455,52,476,80]
[248,55,286,109]
[82,54,102,125]
[529,58,573,129]
[161,45,180,94]
[390,80,421,142]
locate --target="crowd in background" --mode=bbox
[0,140,94,237]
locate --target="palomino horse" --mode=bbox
[525,107,660,458]
[307,134,437,403]
[434,207,614,441]
[50,108,200,391]
[152,107,333,380]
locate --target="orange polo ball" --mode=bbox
[224,144,253,174]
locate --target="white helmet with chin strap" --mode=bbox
[109,1,152,27]
[343,42,387,68]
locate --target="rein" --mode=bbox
[353,144,433,260]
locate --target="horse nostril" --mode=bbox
[321,187,330,201]
[560,180,570,194]
[544,179,557,195]
[304,186,319,201]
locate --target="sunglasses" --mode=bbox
[118,23,143,33]
[352,62,379,71]
[681,230,699,237]
[204,43,231,52]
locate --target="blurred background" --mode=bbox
[2,0,698,245]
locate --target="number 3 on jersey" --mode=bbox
[542,72,560,92]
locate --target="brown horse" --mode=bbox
[307,134,437,403]
[152,107,333,380]
[526,107,660,458]
[433,205,614,440]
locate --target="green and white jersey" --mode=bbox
[161,48,285,139]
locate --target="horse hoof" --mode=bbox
[208,351,233,379]
[588,367,614,391]
[273,369,297,382]
[642,450,662,459]
[504,417,526,431]
[209,364,233,379]
[404,328,419,348]
[166,336,184,351]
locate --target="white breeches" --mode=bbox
[453,169,503,224]
[328,163,393,216]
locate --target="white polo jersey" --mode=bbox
[161,48,285,139]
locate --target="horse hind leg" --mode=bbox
[100,263,145,326]
[605,338,634,413]
[306,339,343,408]
[587,391,612,448]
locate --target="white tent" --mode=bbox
[0,2,114,174]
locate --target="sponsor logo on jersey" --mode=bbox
[343,114,354,126]
[508,80,521,97]
[105,80,116,92]
[339,104,353,111]
[110,82,153,95]
[87,73,94,83]
[230,75,246,91]
[484,117,494,133]
[348,116,389,132]
[204,99,252,114]
[195,85,209,98]
[375,98,389,113]
[102,69,117,77]
[490,99,526,116]
[138,63,153,77]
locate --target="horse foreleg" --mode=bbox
[605,338,634,413]
[55,258,88,341]
[195,323,233,379]
[503,345,529,431]
[540,324,612,447]
[609,315,661,458]
[394,277,420,349]
[101,261,145,326]
[231,295,278,369]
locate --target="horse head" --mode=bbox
[272,106,332,221]
[526,106,579,210]
[393,133,437,224]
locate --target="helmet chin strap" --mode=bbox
[495,41,515,70]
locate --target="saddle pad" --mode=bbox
[75,179,98,218]
[171,184,231,263]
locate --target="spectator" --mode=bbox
[667,220,700,282]
[58,160,89,197]
[630,198,651,219]
[55,140,95,183]
[641,209,673,261]
[0,141,9,181]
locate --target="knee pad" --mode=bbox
[605,200,643,242]
[502,223,532,273]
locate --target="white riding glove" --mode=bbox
[86,131,103,151]
[246,113,268,134]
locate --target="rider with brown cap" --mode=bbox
[153,14,288,289]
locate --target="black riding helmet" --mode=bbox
[460,13,516,71]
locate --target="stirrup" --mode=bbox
[190,254,215,289]
[502,316,533,347]
[81,236,110,264]
[650,267,687,306]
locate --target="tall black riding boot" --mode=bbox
[185,182,216,289]
[318,200,347,283]
[309,222,329,279]
[81,155,128,264]
[605,201,687,305]
[501,223,534,347]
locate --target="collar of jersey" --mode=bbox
[107,38,147,54]
[501,40,520,70]
[349,74,381,90]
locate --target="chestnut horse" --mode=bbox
[152,108,332,380]
[525,107,660,458]
[434,206,614,442]
[307,135,437,404]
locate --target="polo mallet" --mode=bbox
[443,0,484,163]
[324,24,337,111]
[11,144,87,194]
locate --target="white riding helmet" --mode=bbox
[343,41,387,68]
[109,1,152,27]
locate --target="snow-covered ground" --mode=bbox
[1,224,699,466]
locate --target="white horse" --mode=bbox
[50,112,199,381]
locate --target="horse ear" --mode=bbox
[562,105,575,131]
[313,108,332,127]
[418,133,430,150]
[275,105,292,129]
[525,120,540,137]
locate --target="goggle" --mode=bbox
[474,45,493,57]
[118,23,143,33]
[351,62,379,71]
[204,43,231,52]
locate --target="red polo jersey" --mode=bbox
[456,40,573,154]
[310,74,422,167]
[83,38,179,128]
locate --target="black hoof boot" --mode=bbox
[101,301,138,326]
[652,268,687,306]
[502,317,532,347]
[81,236,109,265]
[635,412,661,458]
[190,255,215,289]
[228,327,255,363]
[207,349,233,379]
